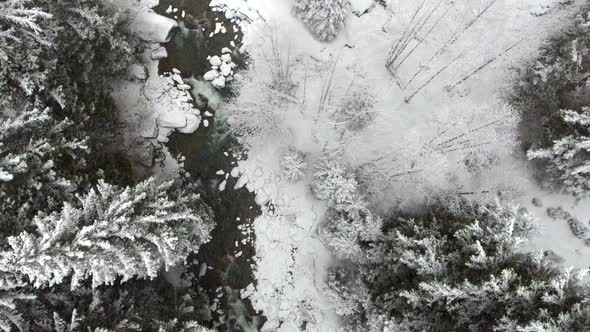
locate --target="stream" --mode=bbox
[153,1,265,330]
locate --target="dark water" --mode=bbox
[153,1,264,330]
[153,0,245,80]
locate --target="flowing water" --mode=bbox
[154,1,264,330]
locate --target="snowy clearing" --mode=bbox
[216,0,590,330]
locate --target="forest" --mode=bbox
[1,0,590,331]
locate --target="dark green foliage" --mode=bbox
[21,276,211,331]
[513,10,590,198]
[512,11,590,150]
[0,2,217,331]
[327,198,590,331]
[0,108,89,238]
[0,0,137,117]
[0,0,139,236]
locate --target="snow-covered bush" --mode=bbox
[528,107,590,199]
[225,65,289,145]
[0,178,214,289]
[312,158,358,205]
[332,86,376,132]
[313,158,382,261]
[280,149,308,182]
[327,197,590,331]
[293,0,350,42]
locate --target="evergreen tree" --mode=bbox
[0,178,214,289]
[528,107,590,199]
[0,290,35,332]
[23,275,213,331]
[293,0,350,42]
[0,0,51,37]
[313,158,382,262]
[326,197,590,331]
[0,108,89,237]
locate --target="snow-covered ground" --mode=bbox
[212,0,590,330]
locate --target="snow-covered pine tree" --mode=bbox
[326,197,590,331]
[0,178,214,289]
[0,0,52,40]
[0,108,89,236]
[0,290,35,332]
[24,274,213,331]
[528,107,590,199]
[0,4,51,32]
[293,0,350,42]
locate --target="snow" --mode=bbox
[220,62,232,76]
[129,11,178,43]
[211,76,226,89]
[210,55,223,66]
[151,46,168,60]
[177,113,200,134]
[216,0,590,330]
[204,70,220,81]
[351,0,375,16]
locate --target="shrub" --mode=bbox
[280,149,308,182]
[293,0,349,42]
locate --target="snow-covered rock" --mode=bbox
[220,62,231,76]
[198,263,207,277]
[234,174,248,189]
[130,11,178,43]
[203,119,210,127]
[177,83,192,90]
[204,70,220,81]
[159,109,187,128]
[157,126,174,143]
[214,22,222,34]
[221,53,232,62]
[128,63,147,81]
[210,55,222,66]
[531,4,552,16]
[230,167,240,177]
[177,113,200,134]
[211,76,226,89]
[218,180,227,191]
[222,47,232,54]
[172,74,184,84]
[351,0,375,16]
[151,46,168,60]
